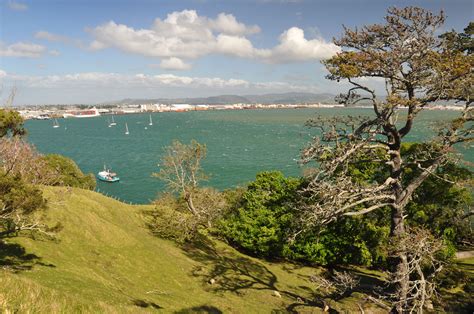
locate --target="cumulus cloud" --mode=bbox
[0,42,46,58]
[209,13,260,35]
[87,9,337,67]
[159,57,192,70]
[264,27,340,63]
[7,0,27,11]
[0,70,312,91]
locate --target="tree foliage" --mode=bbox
[41,154,96,190]
[0,138,95,189]
[298,7,472,312]
[0,171,47,238]
[219,171,301,257]
[0,109,25,138]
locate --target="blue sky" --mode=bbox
[1,0,472,104]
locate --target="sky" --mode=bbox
[0,0,472,105]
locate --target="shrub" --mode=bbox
[0,172,46,238]
[41,154,96,190]
[219,171,301,257]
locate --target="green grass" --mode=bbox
[0,186,388,313]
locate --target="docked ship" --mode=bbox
[63,107,101,118]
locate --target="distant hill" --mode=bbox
[105,92,336,105]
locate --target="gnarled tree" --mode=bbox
[299,7,472,312]
[153,140,208,216]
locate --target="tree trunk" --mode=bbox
[184,193,198,216]
[391,204,409,313]
[389,149,409,313]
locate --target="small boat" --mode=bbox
[149,115,153,126]
[110,115,117,126]
[53,118,60,128]
[97,166,120,183]
[125,123,129,135]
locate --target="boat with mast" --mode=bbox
[53,118,60,128]
[97,165,120,183]
[125,123,129,135]
[149,115,153,126]
[110,115,117,126]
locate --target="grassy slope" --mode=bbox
[2,186,384,313]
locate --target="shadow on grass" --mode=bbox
[440,289,474,314]
[182,236,325,313]
[131,299,163,309]
[174,305,223,313]
[0,241,54,271]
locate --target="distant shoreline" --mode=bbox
[15,103,466,120]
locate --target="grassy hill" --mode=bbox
[0,186,361,313]
[0,187,471,313]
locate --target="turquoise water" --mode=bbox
[25,109,472,204]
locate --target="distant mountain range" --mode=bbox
[106,92,337,105]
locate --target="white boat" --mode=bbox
[53,118,60,128]
[97,165,120,183]
[110,115,117,126]
[149,115,153,126]
[125,123,129,135]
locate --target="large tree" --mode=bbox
[299,7,472,312]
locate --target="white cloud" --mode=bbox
[215,34,267,58]
[0,70,312,91]
[0,42,46,58]
[159,57,192,70]
[88,10,337,66]
[209,13,260,35]
[0,69,322,104]
[264,27,340,63]
[7,0,27,11]
[35,31,64,42]
[35,30,85,49]
[49,49,61,56]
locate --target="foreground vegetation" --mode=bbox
[1,186,472,313]
[0,186,384,313]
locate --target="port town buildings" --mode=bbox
[13,102,464,120]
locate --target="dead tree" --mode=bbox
[0,137,59,185]
[153,140,207,216]
[298,7,472,312]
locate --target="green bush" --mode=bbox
[42,154,96,190]
[145,193,200,243]
[284,216,390,266]
[0,109,25,137]
[0,172,46,237]
[218,161,472,267]
[219,171,301,257]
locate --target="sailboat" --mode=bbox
[110,115,117,126]
[125,123,129,135]
[53,118,60,128]
[149,115,153,126]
